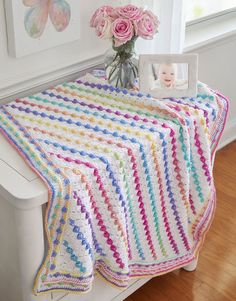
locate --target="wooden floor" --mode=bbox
[125,141,236,301]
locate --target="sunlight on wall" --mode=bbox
[185,0,236,22]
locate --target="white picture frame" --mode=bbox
[139,54,198,98]
[4,0,80,58]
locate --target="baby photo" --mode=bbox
[151,63,188,90]
[139,54,198,101]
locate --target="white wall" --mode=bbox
[0,0,112,99]
[190,36,236,148]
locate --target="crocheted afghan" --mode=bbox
[0,75,228,295]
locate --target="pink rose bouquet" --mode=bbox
[90,4,159,46]
[90,4,159,88]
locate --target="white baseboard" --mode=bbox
[217,119,236,150]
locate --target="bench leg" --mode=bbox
[182,257,198,272]
[14,205,50,301]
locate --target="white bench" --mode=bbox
[0,134,197,301]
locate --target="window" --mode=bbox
[185,0,236,23]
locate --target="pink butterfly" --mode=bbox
[23,0,71,38]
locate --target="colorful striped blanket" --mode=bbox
[0,75,228,295]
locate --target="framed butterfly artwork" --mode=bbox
[5,0,80,57]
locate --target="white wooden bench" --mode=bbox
[0,134,197,301]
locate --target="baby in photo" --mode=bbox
[152,63,188,90]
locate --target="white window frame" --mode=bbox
[186,7,236,29]
[184,6,236,52]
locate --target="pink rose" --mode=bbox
[90,5,114,27]
[95,17,112,39]
[112,18,134,47]
[135,10,159,39]
[115,4,143,21]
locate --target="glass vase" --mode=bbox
[104,37,139,89]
